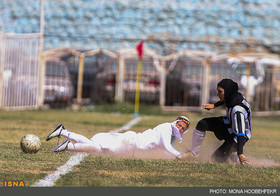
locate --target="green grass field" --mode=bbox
[0,104,280,187]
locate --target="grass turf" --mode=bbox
[0,106,279,187]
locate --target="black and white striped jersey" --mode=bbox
[225,98,252,143]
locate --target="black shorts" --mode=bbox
[196,116,234,141]
[196,116,238,161]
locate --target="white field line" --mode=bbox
[109,117,142,133]
[31,116,142,187]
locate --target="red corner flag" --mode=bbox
[136,40,144,59]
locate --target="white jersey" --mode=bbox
[90,122,181,156]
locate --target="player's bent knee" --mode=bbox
[196,118,208,132]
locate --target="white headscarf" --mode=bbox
[171,117,189,143]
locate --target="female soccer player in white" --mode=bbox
[46,116,190,158]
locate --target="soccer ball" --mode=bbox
[20,134,41,154]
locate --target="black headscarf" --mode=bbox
[217,78,244,108]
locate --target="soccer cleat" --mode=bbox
[46,124,64,141]
[51,138,70,153]
[176,151,196,161]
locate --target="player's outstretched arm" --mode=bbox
[202,104,215,110]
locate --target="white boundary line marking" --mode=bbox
[32,116,142,187]
[31,153,87,187]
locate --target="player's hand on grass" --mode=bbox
[202,104,215,111]
[238,154,250,166]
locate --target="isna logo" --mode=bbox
[3,180,25,187]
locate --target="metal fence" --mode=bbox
[1,39,280,112]
[0,33,41,109]
[41,48,280,112]
[254,66,280,111]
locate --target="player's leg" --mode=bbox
[46,124,92,144]
[60,129,92,144]
[190,116,228,156]
[67,142,102,152]
[52,139,102,153]
[177,117,231,160]
[211,138,237,163]
[177,117,222,160]
[90,133,124,153]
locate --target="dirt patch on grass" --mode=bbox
[249,157,280,167]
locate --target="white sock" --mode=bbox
[190,128,206,156]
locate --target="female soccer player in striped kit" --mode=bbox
[177,78,251,165]
[46,116,190,158]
